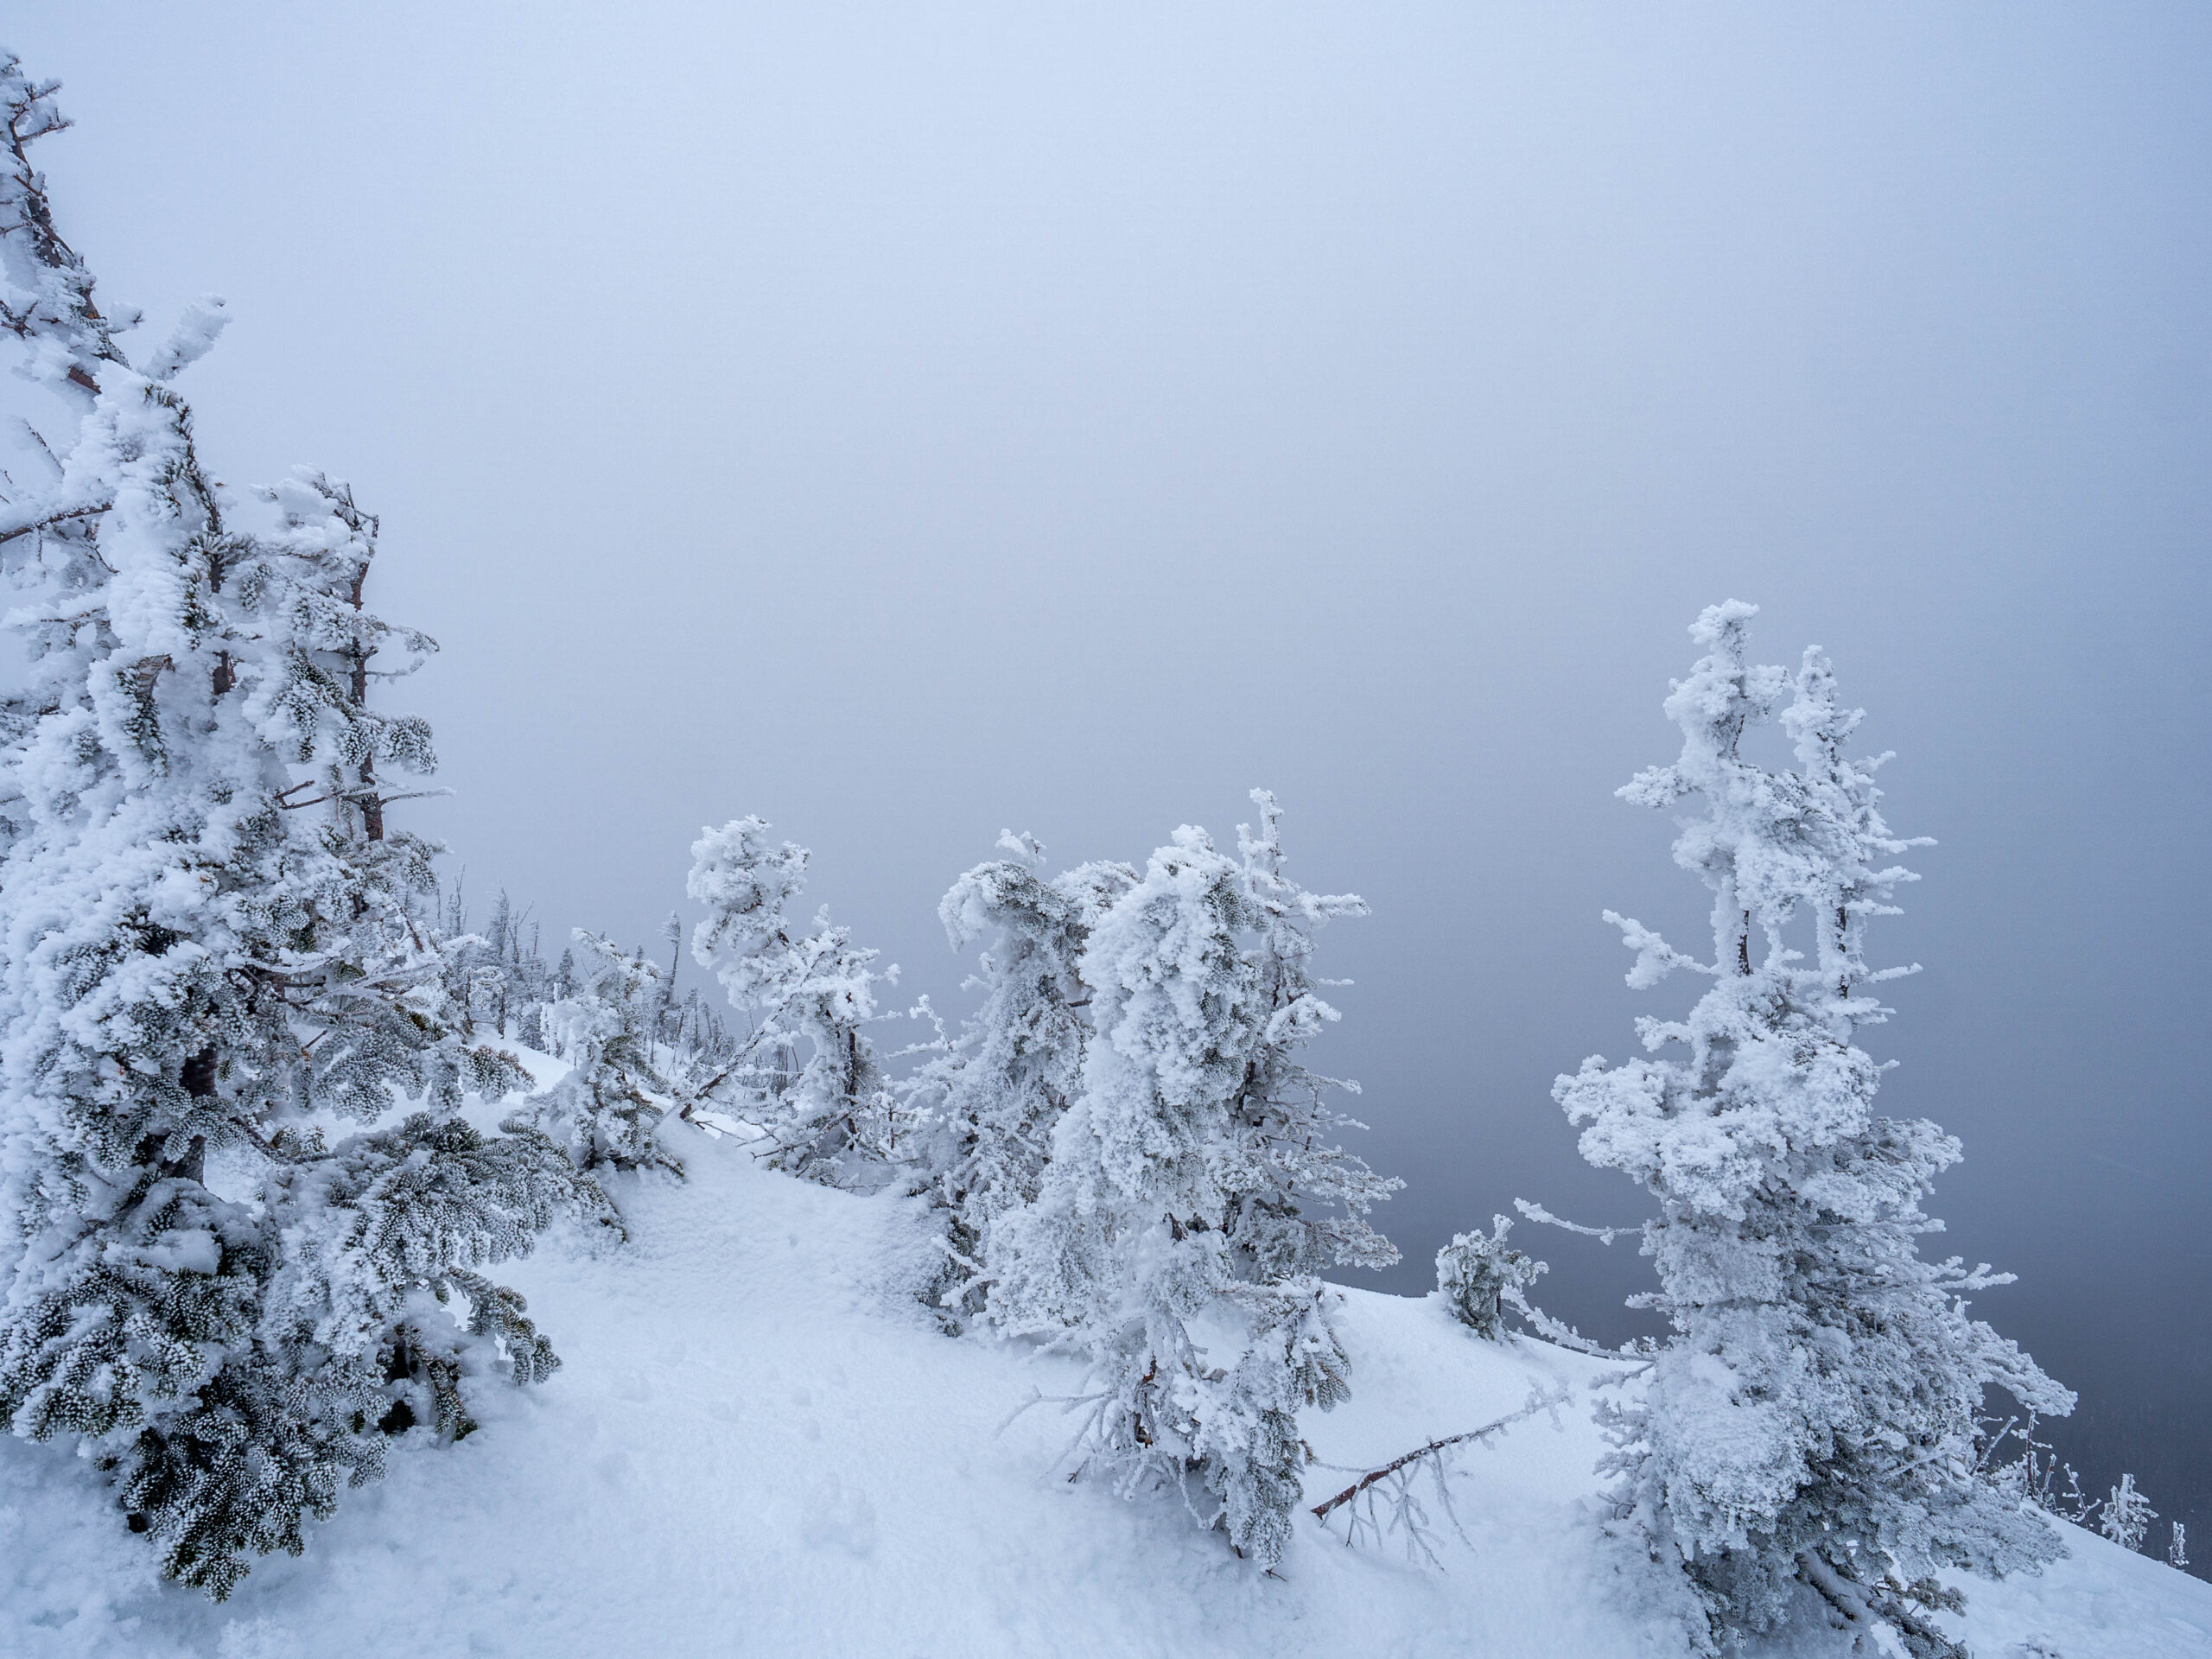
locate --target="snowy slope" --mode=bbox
[3,1107,2207,1659]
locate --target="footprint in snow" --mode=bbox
[801,1475,877,1558]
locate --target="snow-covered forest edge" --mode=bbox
[3,1071,2206,1659]
[3,44,2208,1659]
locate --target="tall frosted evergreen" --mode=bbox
[512,929,685,1184]
[687,815,895,1186]
[0,60,592,1596]
[991,793,1397,1567]
[1559,602,2071,1654]
[907,832,1135,1328]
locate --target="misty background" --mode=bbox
[13,4,2209,1564]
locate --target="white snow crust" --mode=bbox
[3,1069,2205,1658]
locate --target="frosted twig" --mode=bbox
[1310,1382,1571,1563]
[1512,1198,1635,1245]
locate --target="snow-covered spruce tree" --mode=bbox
[480,890,554,1042]
[508,930,683,1185]
[1435,1216,1545,1341]
[906,831,1136,1329]
[0,60,594,1596]
[2100,1474,2156,1554]
[991,793,1397,1568]
[685,815,895,1187]
[1227,791,1400,1281]
[1553,601,2071,1653]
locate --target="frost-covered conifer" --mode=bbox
[0,60,592,1595]
[433,885,563,1055]
[2101,1474,2156,1554]
[1552,602,2072,1652]
[907,832,1136,1328]
[654,909,683,1039]
[991,793,1395,1567]
[686,816,894,1186]
[1227,792,1400,1280]
[1435,1217,1545,1340]
[510,931,683,1184]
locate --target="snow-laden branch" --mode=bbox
[1512,1198,1635,1246]
[1602,910,1715,988]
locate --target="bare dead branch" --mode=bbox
[1311,1382,1570,1524]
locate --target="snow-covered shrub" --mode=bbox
[437,887,553,1046]
[2101,1474,2157,1554]
[426,852,761,1095]
[1434,1216,1545,1340]
[1978,1409,2094,1523]
[0,60,597,1596]
[1552,602,2072,1652]
[903,832,1135,1329]
[508,931,684,1184]
[686,816,896,1186]
[990,792,1398,1568]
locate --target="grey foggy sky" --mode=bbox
[11,2,2210,1537]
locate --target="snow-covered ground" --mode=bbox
[3,1102,2207,1658]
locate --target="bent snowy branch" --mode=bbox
[1311,1383,1570,1523]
